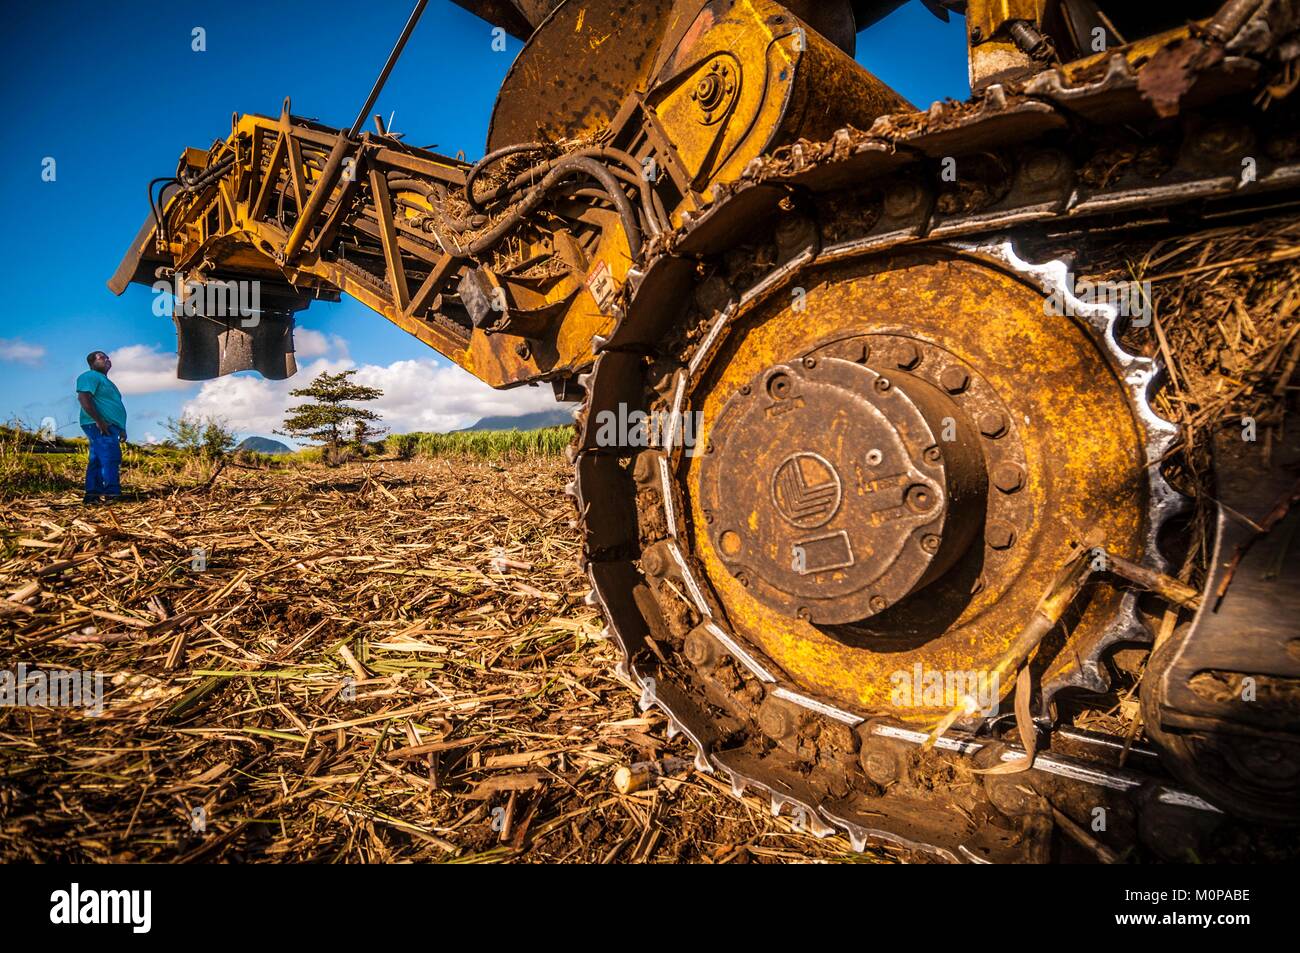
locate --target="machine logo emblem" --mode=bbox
[772,452,842,529]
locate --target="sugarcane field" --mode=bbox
[2,0,1299,925]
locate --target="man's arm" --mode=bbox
[77,391,111,435]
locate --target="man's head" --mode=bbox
[86,351,111,373]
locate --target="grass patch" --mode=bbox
[397,426,572,460]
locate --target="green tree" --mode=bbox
[349,415,388,456]
[278,370,385,464]
[165,414,236,459]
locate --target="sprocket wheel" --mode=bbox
[577,243,1179,732]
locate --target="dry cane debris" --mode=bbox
[0,455,888,863]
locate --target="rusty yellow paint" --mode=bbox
[1058,22,1202,84]
[158,110,624,388]
[685,250,1145,724]
[965,0,1047,39]
[650,0,909,224]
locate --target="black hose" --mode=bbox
[474,145,668,238]
[148,176,179,244]
[149,150,235,245]
[464,141,547,212]
[435,155,642,261]
[179,153,236,192]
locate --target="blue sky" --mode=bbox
[0,0,968,443]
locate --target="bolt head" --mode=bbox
[987,778,1032,815]
[874,376,892,393]
[632,453,658,486]
[767,372,793,400]
[642,547,668,577]
[921,533,941,554]
[905,484,937,512]
[895,341,922,370]
[978,412,1008,438]
[986,520,1016,550]
[923,446,943,464]
[684,628,717,668]
[993,462,1025,493]
[862,746,899,786]
[940,366,970,394]
[1023,150,1065,184]
[758,700,797,740]
[869,595,888,613]
[884,183,922,218]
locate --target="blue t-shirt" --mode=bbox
[76,370,128,431]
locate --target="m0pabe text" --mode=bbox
[1126,890,1251,904]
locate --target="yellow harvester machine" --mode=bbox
[113,0,1300,861]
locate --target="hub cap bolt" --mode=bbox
[940,366,970,394]
[869,595,888,612]
[896,341,922,370]
[986,520,1016,550]
[993,462,1025,493]
[767,372,792,400]
[978,412,1008,438]
[874,377,892,393]
[905,484,936,512]
[923,446,942,464]
[921,534,941,553]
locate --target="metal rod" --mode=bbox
[348,0,429,139]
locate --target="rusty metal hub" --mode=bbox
[699,353,987,624]
[684,252,1148,718]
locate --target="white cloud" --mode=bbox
[0,338,46,365]
[351,360,561,433]
[293,329,348,360]
[107,344,193,394]
[181,334,565,438]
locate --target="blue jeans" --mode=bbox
[82,424,123,498]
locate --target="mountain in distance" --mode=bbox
[237,435,292,454]
[455,408,575,432]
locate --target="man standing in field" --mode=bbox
[76,350,128,504]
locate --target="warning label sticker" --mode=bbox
[585,260,619,315]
